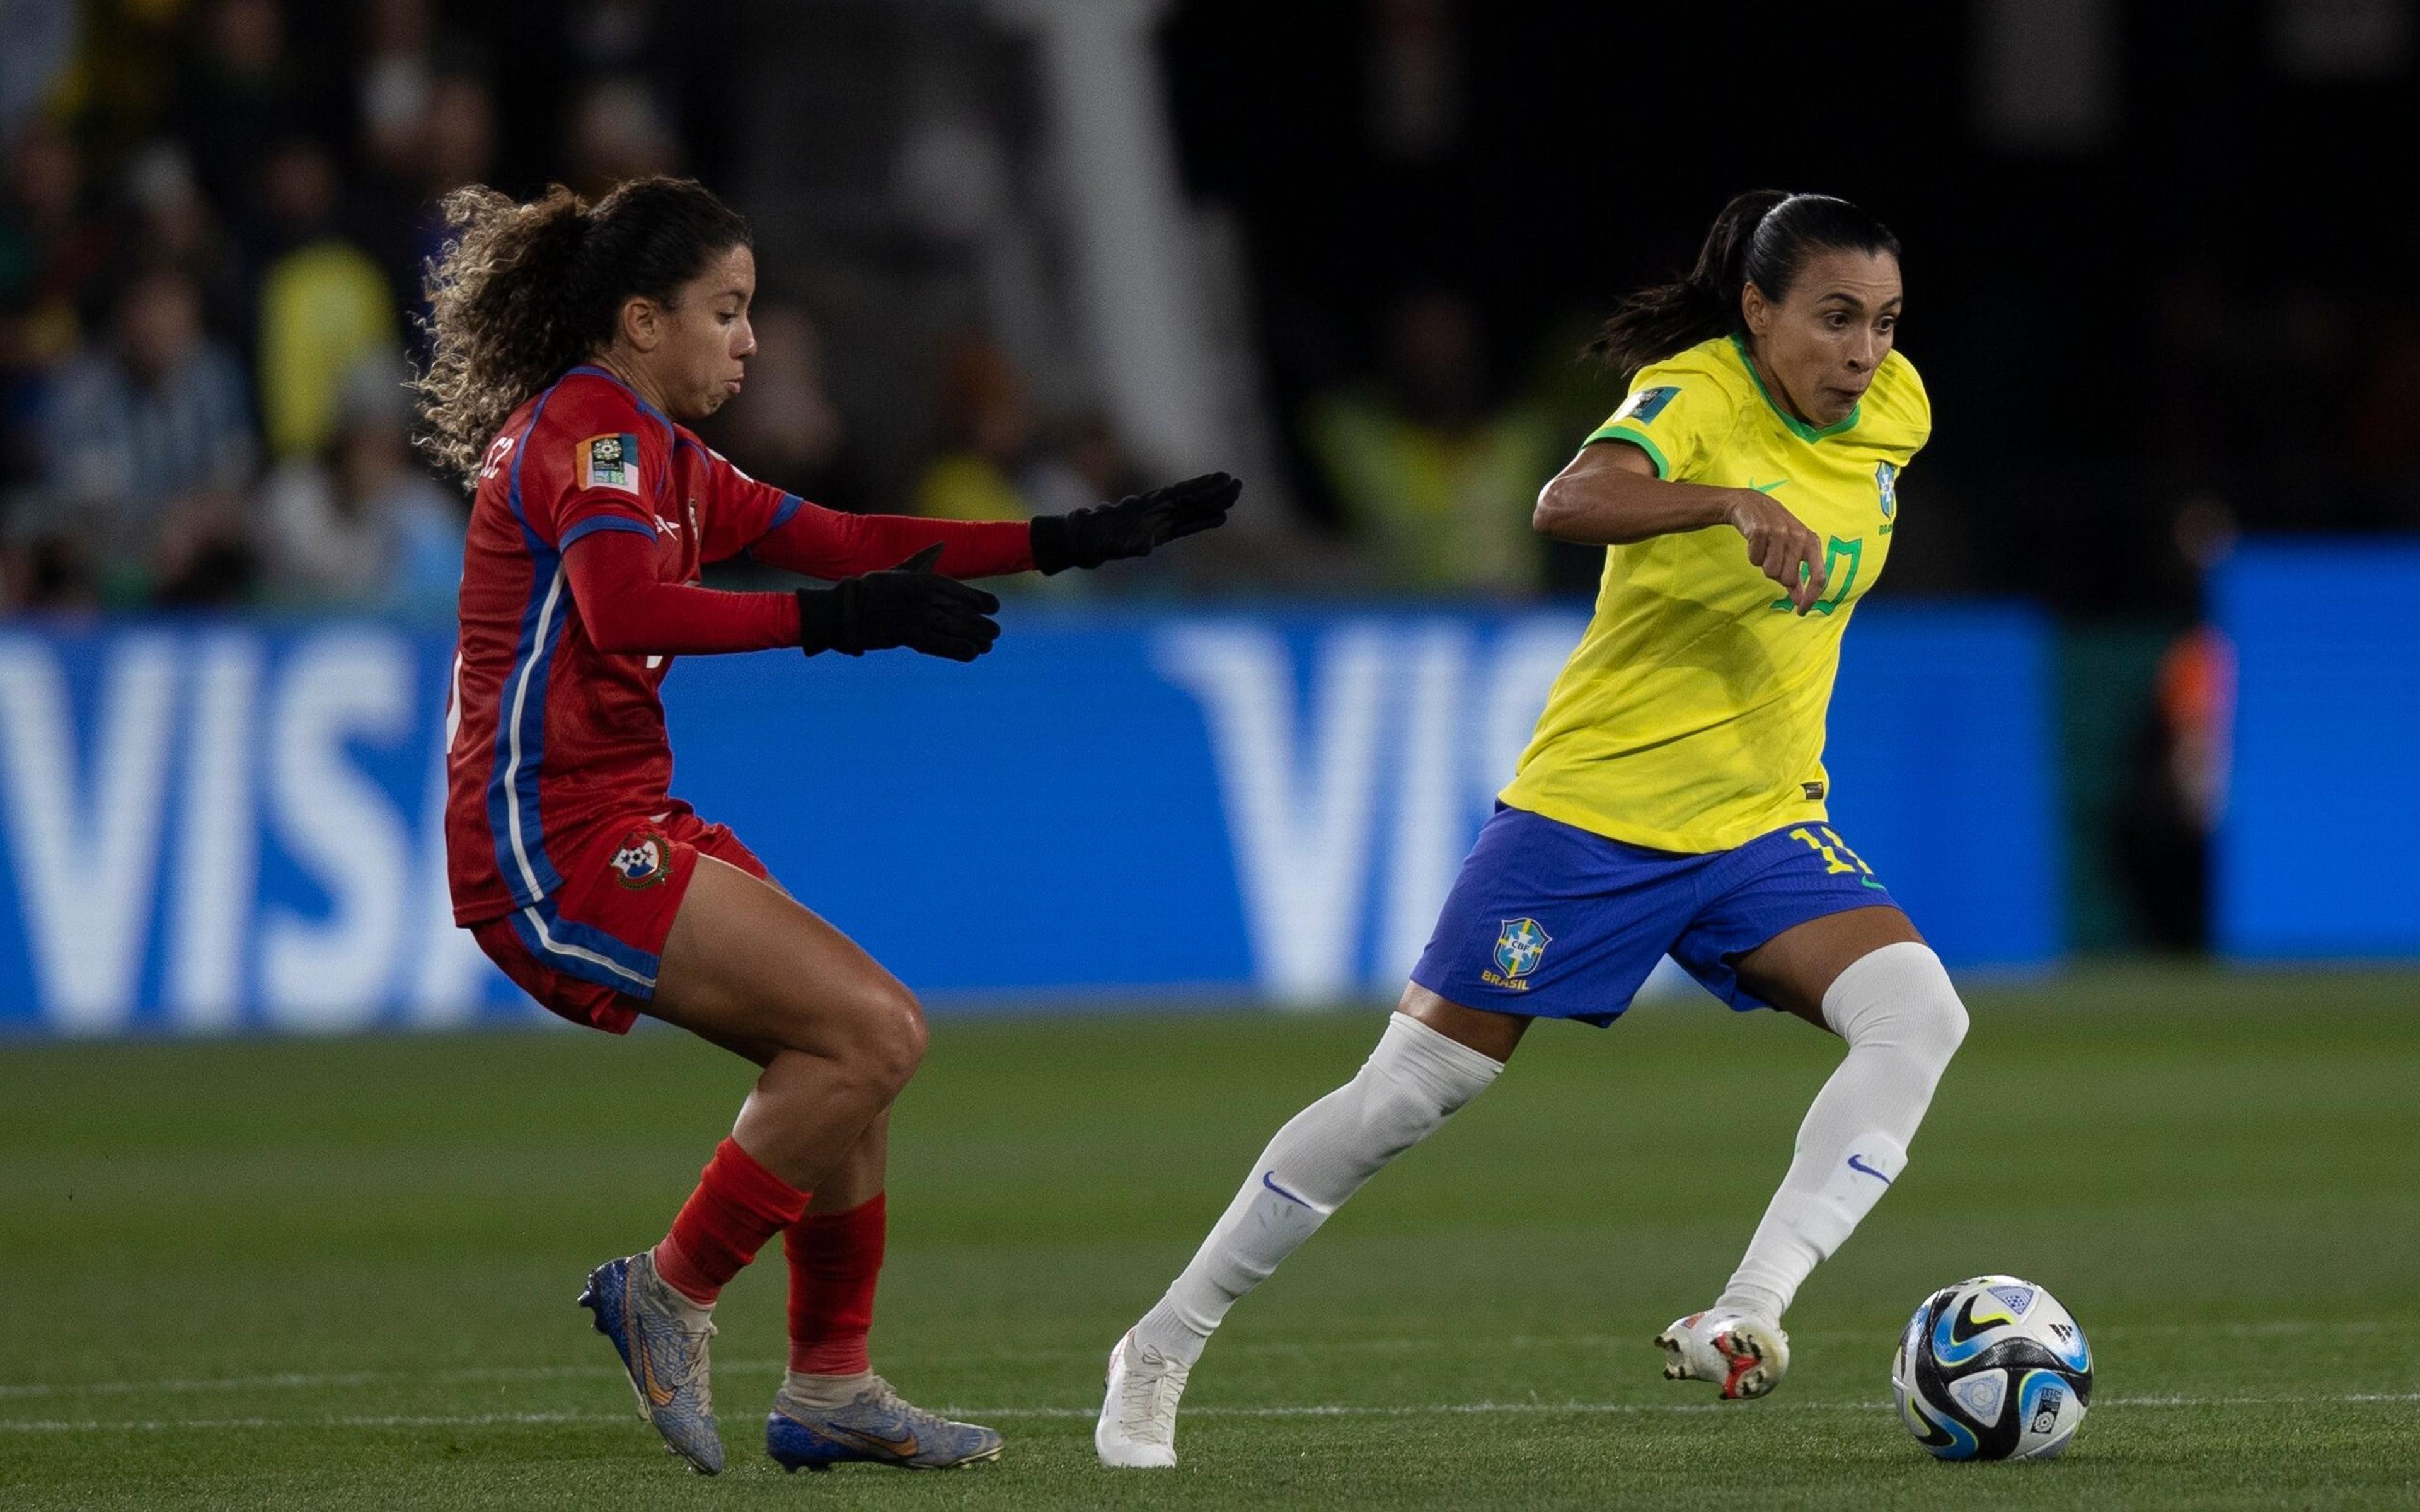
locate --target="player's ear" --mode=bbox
[619,295,662,353]
[1741,280,1772,340]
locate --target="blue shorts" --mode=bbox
[1410,805,1899,1026]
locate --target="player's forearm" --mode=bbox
[1531,469,1743,546]
[751,508,1036,580]
[566,532,802,655]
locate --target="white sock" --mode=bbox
[643,1254,715,1329]
[1718,941,1968,1322]
[1132,1013,1505,1365]
[778,1369,873,1411]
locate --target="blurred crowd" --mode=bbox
[16,0,2416,621]
[0,2,1066,611]
[0,1,510,614]
[2,0,495,610]
[0,0,1596,617]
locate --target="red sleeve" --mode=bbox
[695,445,798,563]
[536,382,662,546]
[564,528,801,656]
[747,500,1037,580]
[692,442,1036,578]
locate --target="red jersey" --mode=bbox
[446,365,1032,925]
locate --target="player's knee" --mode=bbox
[1889,974,1968,1075]
[1923,987,1971,1062]
[1352,1077,1444,1160]
[844,979,926,1096]
[1352,1014,1504,1146]
[760,972,924,1096]
[1897,951,1969,1064]
[885,988,931,1083]
[1833,941,1966,1065]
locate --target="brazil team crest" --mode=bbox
[1482,917,1552,991]
[610,827,672,889]
[1876,460,1898,518]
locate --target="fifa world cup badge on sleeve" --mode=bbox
[610,827,672,889]
[1482,917,1551,991]
[1616,386,1680,425]
[580,433,642,494]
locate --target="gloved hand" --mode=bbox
[1028,471,1242,574]
[797,545,1001,662]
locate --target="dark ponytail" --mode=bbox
[1587,189,1900,381]
[413,176,752,485]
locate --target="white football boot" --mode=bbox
[1095,1330,1190,1468]
[1656,1309,1790,1400]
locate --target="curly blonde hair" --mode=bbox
[412,178,751,487]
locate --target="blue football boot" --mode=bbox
[577,1252,725,1474]
[765,1377,1003,1471]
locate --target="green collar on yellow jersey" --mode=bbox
[1729,334,1861,443]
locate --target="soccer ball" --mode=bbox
[1891,1274,2093,1460]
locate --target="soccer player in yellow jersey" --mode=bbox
[1099,191,1974,1467]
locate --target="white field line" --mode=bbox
[947,1393,2420,1421]
[0,1410,623,1434]
[2,1317,2408,1403]
[0,1364,621,1400]
[2,1394,2416,1436]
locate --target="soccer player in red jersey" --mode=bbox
[414,176,1238,1475]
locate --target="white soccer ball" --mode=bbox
[1890,1274,2093,1460]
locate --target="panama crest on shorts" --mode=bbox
[1481,917,1551,991]
[609,827,672,889]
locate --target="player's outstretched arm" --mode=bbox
[1533,442,1828,614]
[563,532,999,662]
[1028,471,1242,575]
[735,473,1238,582]
[746,507,1039,581]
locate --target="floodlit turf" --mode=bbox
[3,965,2417,1510]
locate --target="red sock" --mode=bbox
[785,1193,887,1376]
[652,1138,810,1305]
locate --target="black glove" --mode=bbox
[797,545,1001,662]
[1028,471,1242,575]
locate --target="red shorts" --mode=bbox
[469,808,771,1034]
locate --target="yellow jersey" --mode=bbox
[1499,334,1930,853]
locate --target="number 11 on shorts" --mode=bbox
[1789,825,1887,890]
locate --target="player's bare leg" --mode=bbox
[1099,985,1523,1467]
[1657,905,1967,1400]
[647,857,931,1189]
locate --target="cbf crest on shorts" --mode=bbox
[610,827,671,889]
[1481,917,1552,991]
[580,432,642,495]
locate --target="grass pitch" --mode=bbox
[3,966,2416,1509]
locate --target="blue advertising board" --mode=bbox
[0,604,2060,1036]
[2215,543,2420,958]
